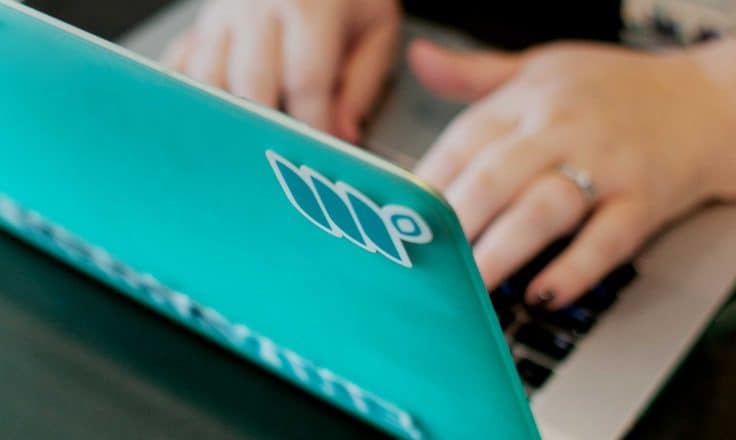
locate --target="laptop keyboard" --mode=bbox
[489,236,638,394]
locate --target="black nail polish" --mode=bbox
[535,290,556,306]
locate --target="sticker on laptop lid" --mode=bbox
[266,150,432,268]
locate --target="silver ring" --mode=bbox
[557,163,597,203]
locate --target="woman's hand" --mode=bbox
[410,38,736,309]
[163,0,401,143]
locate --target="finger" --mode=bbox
[161,31,196,71]
[414,104,517,190]
[445,131,568,240]
[475,173,589,290]
[282,6,342,133]
[527,198,653,309]
[334,18,400,143]
[408,39,521,102]
[227,12,282,106]
[186,9,231,87]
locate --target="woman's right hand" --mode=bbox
[162,0,401,143]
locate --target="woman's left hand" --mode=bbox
[410,39,736,309]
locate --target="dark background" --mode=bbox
[24,0,172,40]
[402,0,623,49]
[7,1,736,438]
[24,0,624,48]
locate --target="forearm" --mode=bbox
[690,38,736,202]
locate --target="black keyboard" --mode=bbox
[489,236,638,393]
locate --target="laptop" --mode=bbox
[2,1,735,438]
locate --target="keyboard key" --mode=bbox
[514,323,575,360]
[695,28,720,43]
[653,15,678,37]
[577,264,637,313]
[490,236,575,306]
[517,358,553,388]
[575,285,618,314]
[527,305,596,334]
[495,307,515,331]
[490,281,523,309]
[529,236,573,267]
[602,264,638,291]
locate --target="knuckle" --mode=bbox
[591,232,628,260]
[560,178,586,207]
[544,103,580,126]
[626,159,651,190]
[446,108,483,137]
[501,133,543,156]
[472,151,506,189]
[286,69,330,97]
[552,174,587,208]
[526,177,587,230]
[469,162,499,192]
[439,148,473,175]
[526,195,558,228]
[486,140,524,166]
[233,65,270,86]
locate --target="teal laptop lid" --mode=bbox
[0,2,538,438]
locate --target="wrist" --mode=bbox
[688,39,736,202]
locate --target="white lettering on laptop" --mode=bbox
[0,194,424,440]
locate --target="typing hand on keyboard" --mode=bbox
[411,38,736,310]
[162,0,401,144]
[490,237,638,390]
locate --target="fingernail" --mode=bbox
[343,120,360,144]
[331,103,355,142]
[531,290,556,307]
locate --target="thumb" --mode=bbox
[408,39,521,102]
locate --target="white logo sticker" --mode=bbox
[267,150,432,267]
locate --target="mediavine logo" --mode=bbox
[266,150,433,268]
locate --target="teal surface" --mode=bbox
[0,2,538,438]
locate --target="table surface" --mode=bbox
[7,1,736,438]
